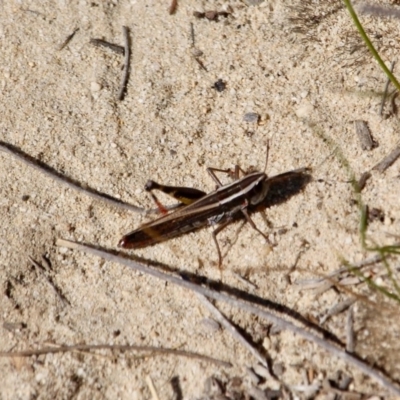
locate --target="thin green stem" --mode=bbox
[343,0,400,92]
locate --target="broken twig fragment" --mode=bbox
[372,143,400,172]
[0,141,146,214]
[354,120,377,151]
[56,239,400,396]
[320,298,356,325]
[0,343,230,367]
[58,28,79,51]
[197,294,274,379]
[169,0,177,15]
[355,171,371,192]
[346,306,355,353]
[193,10,231,21]
[380,61,395,116]
[90,38,125,55]
[118,26,131,101]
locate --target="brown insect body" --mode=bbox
[118,168,310,254]
[119,172,267,249]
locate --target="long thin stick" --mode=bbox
[372,143,400,172]
[56,239,400,397]
[90,38,125,55]
[118,26,130,101]
[196,294,276,380]
[0,141,147,214]
[0,343,230,367]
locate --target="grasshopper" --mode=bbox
[118,162,310,267]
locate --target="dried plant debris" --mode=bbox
[28,256,70,307]
[287,0,343,40]
[367,206,385,223]
[196,369,370,399]
[288,0,399,70]
[169,0,177,15]
[90,38,125,55]
[118,26,131,101]
[59,240,400,397]
[319,298,356,325]
[295,253,390,293]
[355,171,372,193]
[380,61,396,116]
[58,28,79,51]
[197,375,282,400]
[346,305,355,353]
[372,143,400,172]
[193,10,231,21]
[354,120,378,151]
[357,2,400,19]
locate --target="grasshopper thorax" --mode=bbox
[249,175,270,205]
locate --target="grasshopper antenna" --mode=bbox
[263,139,270,174]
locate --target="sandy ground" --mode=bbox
[1,0,400,398]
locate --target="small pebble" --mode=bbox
[374,276,383,286]
[262,336,271,350]
[243,112,260,123]
[295,101,314,118]
[91,81,102,92]
[200,318,220,333]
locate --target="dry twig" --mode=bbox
[58,28,79,51]
[0,141,166,215]
[346,305,355,353]
[380,61,395,115]
[90,38,125,55]
[295,253,389,290]
[55,239,400,396]
[372,143,400,172]
[169,0,177,15]
[196,294,276,380]
[118,26,131,101]
[354,120,377,151]
[0,343,230,367]
[355,171,371,192]
[320,298,356,325]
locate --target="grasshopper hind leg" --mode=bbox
[211,208,270,276]
[211,219,233,277]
